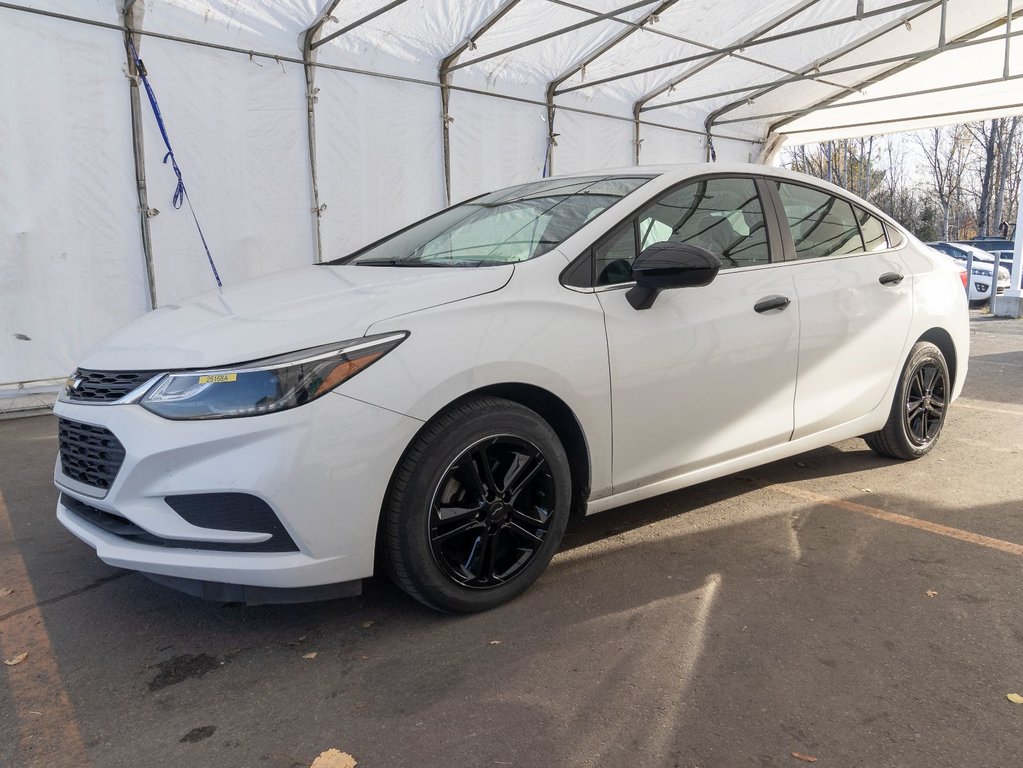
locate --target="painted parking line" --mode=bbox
[0,490,90,767]
[766,482,1023,558]
[954,400,1023,417]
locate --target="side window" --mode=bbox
[594,177,771,285]
[884,222,905,248]
[776,182,864,259]
[856,208,888,251]
[594,221,638,286]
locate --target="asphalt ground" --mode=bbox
[1,315,1022,768]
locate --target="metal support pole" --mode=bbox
[301,1,342,264]
[1005,0,1013,78]
[995,176,1023,317]
[544,81,557,177]
[544,0,677,177]
[633,103,642,164]
[966,249,975,300]
[439,0,522,205]
[938,0,947,48]
[990,252,1002,312]
[122,0,158,310]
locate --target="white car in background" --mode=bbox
[53,164,969,613]
[927,241,1011,301]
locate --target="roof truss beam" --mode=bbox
[446,0,656,73]
[545,0,678,98]
[780,100,1023,136]
[549,0,849,96]
[646,24,1023,111]
[762,6,1023,134]
[559,0,931,96]
[311,0,408,50]
[631,0,848,122]
[715,71,1023,127]
[702,0,944,134]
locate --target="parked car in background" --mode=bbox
[957,238,1014,253]
[990,249,1017,271]
[53,164,970,612]
[927,241,1010,302]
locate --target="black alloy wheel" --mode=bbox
[429,435,555,589]
[865,341,950,460]
[382,396,572,613]
[903,359,947,446]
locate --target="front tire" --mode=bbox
[865,341,949,460]
[381,396,571,613]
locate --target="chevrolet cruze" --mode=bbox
[53,164,969,612]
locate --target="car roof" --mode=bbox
[546,162,898,225]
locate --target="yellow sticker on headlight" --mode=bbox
[197,373,238,384]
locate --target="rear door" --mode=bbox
[768,180,913,440]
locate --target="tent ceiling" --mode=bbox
[11,0,1021,149]
[297,0,1023,149]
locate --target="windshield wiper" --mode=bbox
[355,258,486,267]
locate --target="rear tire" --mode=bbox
[381,396,571,613]
[865,341,949,460]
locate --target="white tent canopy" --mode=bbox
[2,0,1022,390]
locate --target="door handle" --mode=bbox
[754,295,791,314]
[879,272,904,285]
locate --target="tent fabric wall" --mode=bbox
[315,71,445,256]
[0,10,147,385]
[138,38,314,304]
[2,0,1021,392]
[553,111,636,175]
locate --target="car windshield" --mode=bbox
[331,176,651,267]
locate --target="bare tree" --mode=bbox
[915,126,971,239]
[966,120,999,237]
[994,116,1021,235]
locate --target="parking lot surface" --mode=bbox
[2,315,1022,768]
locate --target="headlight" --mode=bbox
[140,332,407,420]
[974,268,992,277]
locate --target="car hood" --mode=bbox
[79,264,513,370]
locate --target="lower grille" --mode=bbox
[60,494,299,553]
[57,418,126,491]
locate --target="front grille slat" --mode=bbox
[57,418,126,490]
[69,369,158,403]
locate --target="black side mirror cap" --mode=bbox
[626,242,721,310]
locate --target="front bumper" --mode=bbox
[53,391,423,591]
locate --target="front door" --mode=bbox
[593,176,800,494]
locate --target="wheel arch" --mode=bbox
[390,383,592,517]
[458,384,591,516]
[917,327,958,392]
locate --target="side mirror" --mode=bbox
[626,242,721,310]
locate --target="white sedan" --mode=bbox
[926,241,1011,301]
[53,164,969,612]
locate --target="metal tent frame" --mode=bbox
[2,0,1021,308]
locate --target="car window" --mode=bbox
[857,209,888,251]
[335,176,650,267]
[594,177,771,286]
[776,182,864,259]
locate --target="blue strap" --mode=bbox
[128,38,223,290]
